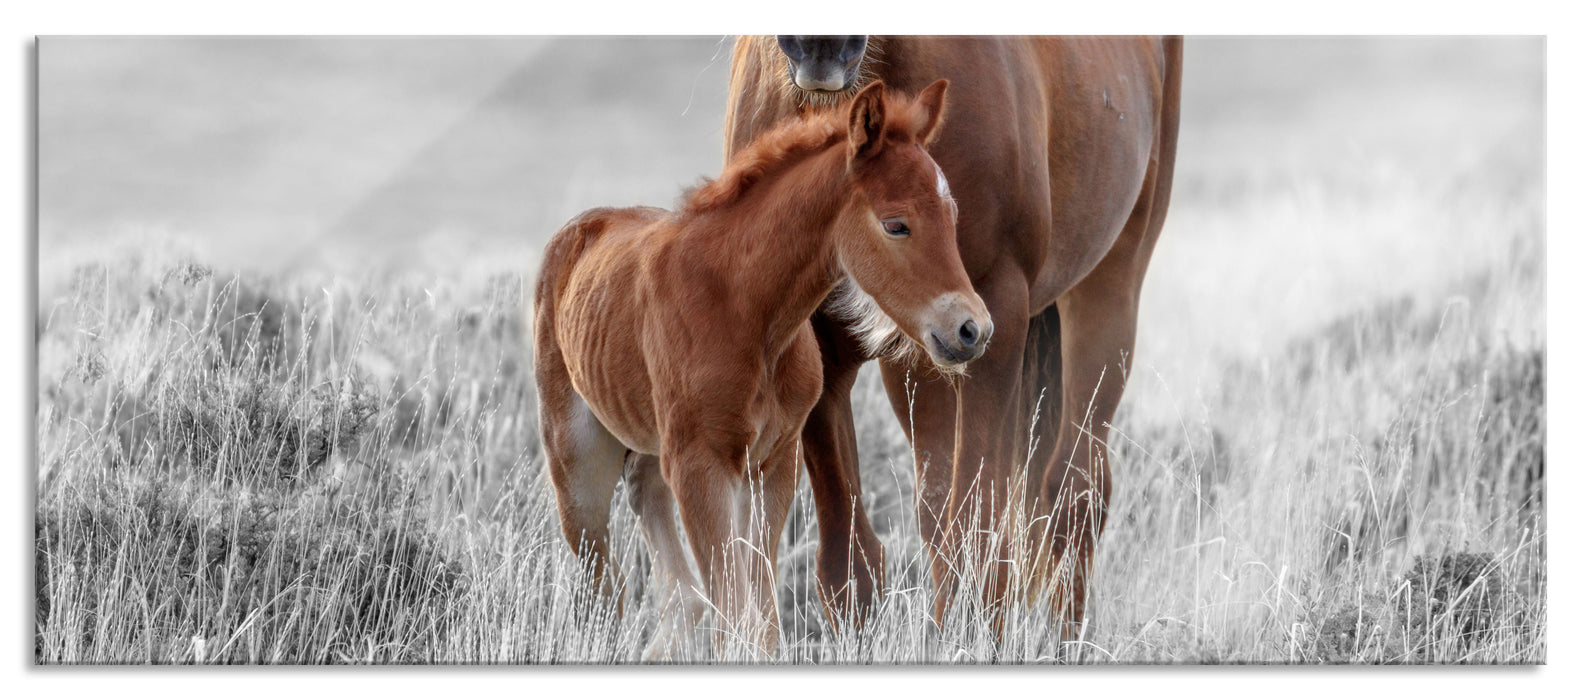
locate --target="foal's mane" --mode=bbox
[681,111,845,215]
[683,82,935,216]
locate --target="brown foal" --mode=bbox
[531,80,990,656]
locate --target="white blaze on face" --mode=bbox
[934,162,958,220]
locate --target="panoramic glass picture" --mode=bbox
[35,35,1544,664]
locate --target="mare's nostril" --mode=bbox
[840,36,868,64]
[777,36,807,61]
[959,319,980,347]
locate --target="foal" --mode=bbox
[531,80,990,657]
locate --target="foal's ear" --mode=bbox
[848,80,888,163]
[915,79,949,146]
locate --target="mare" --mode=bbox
[726,36,1183,636]
[531,79,989,656]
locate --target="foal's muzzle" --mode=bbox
[776,35,868,92]
[923,294,994,367]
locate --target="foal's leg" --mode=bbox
[536,335,627,609]
[626,453,709,660]
[545,397,627,607]
[735,438,801,654]
[663,440,780,656]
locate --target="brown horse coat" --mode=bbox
[532,80,987,656]
[726,35,1183,633]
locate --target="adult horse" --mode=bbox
[725,36,1182,634]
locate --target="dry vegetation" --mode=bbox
[35,37,1543,665]
[33,213,1544,663]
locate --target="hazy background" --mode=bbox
[39,35,1545,404]
[40,36,736,273]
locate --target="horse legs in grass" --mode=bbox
[1019,305,1064,516]
[750,441,800,650]
[539,392,627,611]
[800,314,885,628]
[536,312,627,611]
[663,439,799,656]
[1029,281,1134,639]
[1031,165,1166,639]
[881,271,1031,627]
[626,453,710,660]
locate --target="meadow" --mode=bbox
[34,37,1545,664]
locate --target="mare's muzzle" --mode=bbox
[776,35,868,92]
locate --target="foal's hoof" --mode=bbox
[641,597,712,662]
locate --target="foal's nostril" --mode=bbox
[959,319,980,347]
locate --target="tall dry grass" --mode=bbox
[34,209,1544,663]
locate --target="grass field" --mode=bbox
[34,37,1545,664]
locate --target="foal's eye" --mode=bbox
[882,219,910,237]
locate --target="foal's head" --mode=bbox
[831,80,993,371]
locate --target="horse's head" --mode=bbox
[776,35,870,95]
[832,80,993,372]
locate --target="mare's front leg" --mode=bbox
[879,271,1031,627]
[800,312,885,629]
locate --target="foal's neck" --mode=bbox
[701,144,854,352]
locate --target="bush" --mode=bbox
[158,372,377,485]
[1396,552,1508,651]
